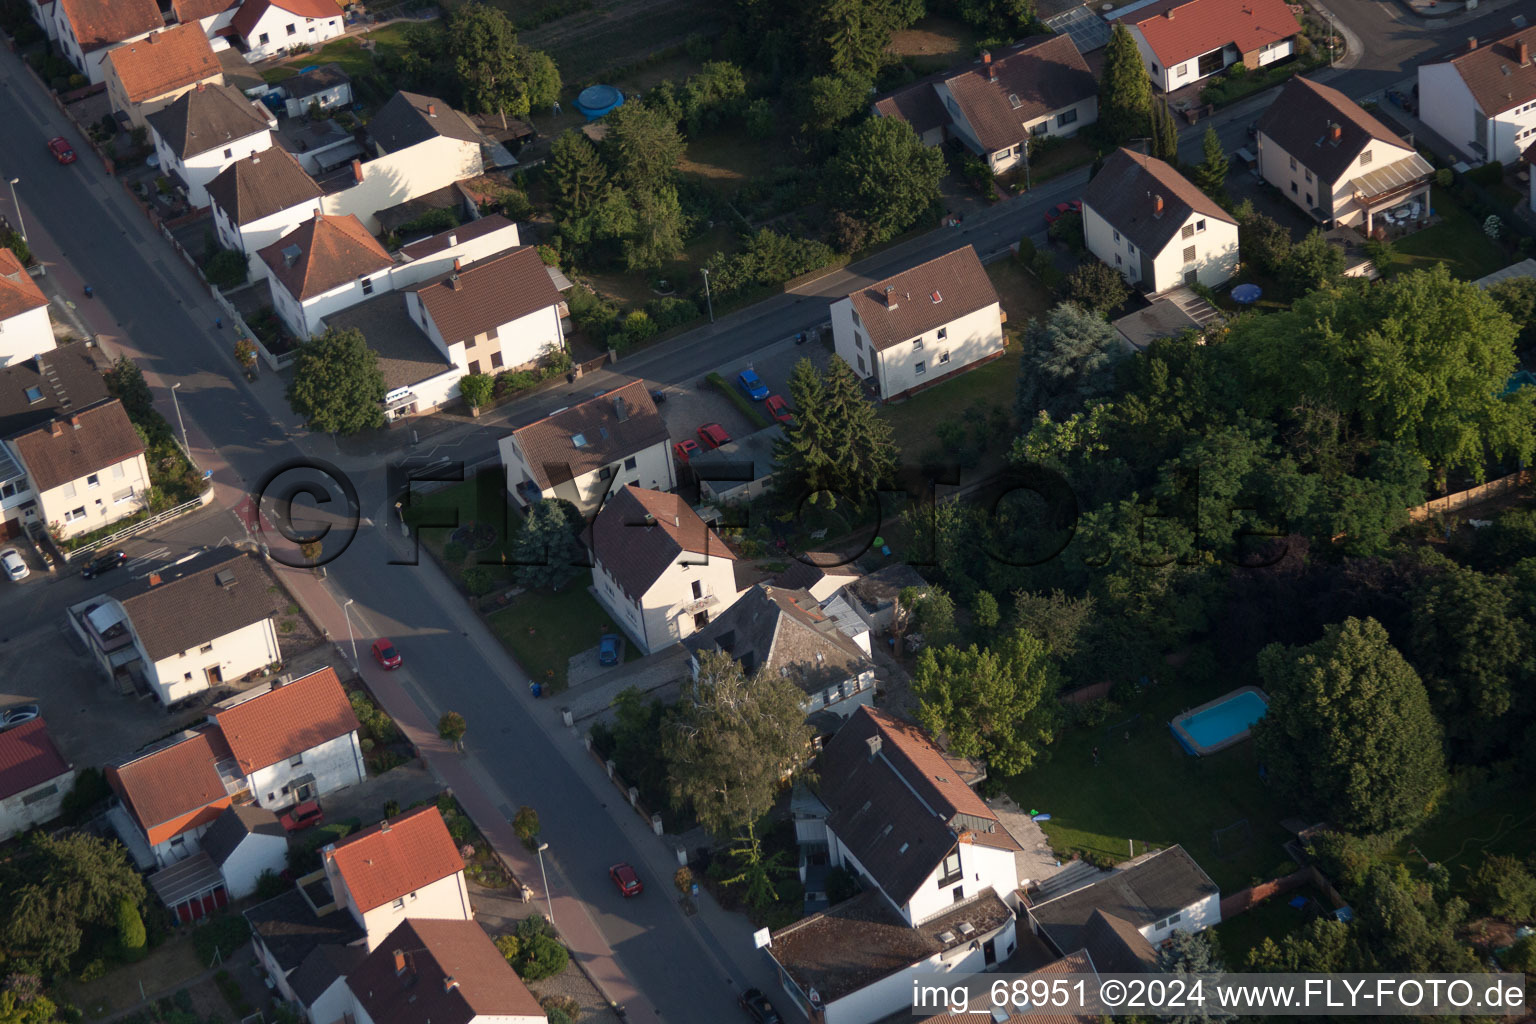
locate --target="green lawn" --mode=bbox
[1385,186,1511,281]
[402,472,522,577]
[486,586,630,689]
[263,21,416,82]
[1213,884,1329,967]
[1003,675,1295,894]
[1386,778,1536,892]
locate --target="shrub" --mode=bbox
[193,914,251,966]
[826,865,859,905]
[438,711,468,744]
[1016,234,1036,264]
[461,566,496,595]
[537,244,561,266]
[1060,260,1130,315]
[515,935,568,980]
[1047,211,1085,254]
[674,866,694,894]
[1469,853,1536,920]
[1435,167,1453,187]
[1505,934,1536,974]
[61,766,111,822]
[513,806,540,849]
[494,934,520,962]
[1028,250,1063,290]
[384,799,401,817]
[643,295,699,331]
[117,898,147,961]
[541,995,581,1024]
[1467,160,1505,187]
[254,870,288,901]
[459,373,494,409]
[443,541,467,564]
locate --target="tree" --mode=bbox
[509,915,568,980]
[1150,97,1179,162]
[1157,931,1234,1024]
[447,4,561,120]
[547,130,611,224]
[1194,126,1229,195]
[972,590,1000,631]
[115,897,146,961]
[1,832,146,974]
[1235,203,1292,275]
[1469,853,1536,920]
[623,182,686,271]
[825,117,945,245]
[1061,260,1131,315]
[956,0,1036,37]
[908,585,958,647]
[511,45,561,112]
[0,991,58,1024]
[287,327,385,434]
[718,821,796,912]
[1099,23,1152,143]
[459,372,494,410]
[798,72,873,139]
[512,805,541,849]
[437,712,467,750]
[816,0,916,78]
[1016,302,1124,420]
[1487,274,1536,346]
[912,630,1055,775]
[683,61,746,133]
[511,498,587,590]
[1279,228,1345,293]
[234,337,258,374]
[603,101,685,191]
[1254,617,1446,834]
[774,356,896,508]
[1011,589,1096,659]
[661,649,815,837]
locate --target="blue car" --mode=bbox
[737,370,769,401]
[598,633,621,666]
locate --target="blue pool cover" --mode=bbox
[576,85,624,120]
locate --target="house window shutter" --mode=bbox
[1183,245,1197,263]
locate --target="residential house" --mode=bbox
[403,246,566,376]
[1257,76,1433,231]
[74,547,281,705]
[281,63,352,117]
[170,0,239,46]
[590,484,743,655]
[392,214,523,287]
[147,83,275,208]
[206,147,326,280]
[1116,0,1301,93]
[322,806,471,950]
[914,951,1102,1023]
[831,245,1005,401]
[148,802,288,922]
[1081,148,1240,295]
[1420,28,1536,165]
[26,0,56,41]
[0,719,74,840]
[247,888,365,1011]
[1026,845,1221,961]
[259,213,393,339]
[0,348,108,541]
[842,563,929,632]
[231,0,343,61]
[290,944,368,1024]
[499,380,674,514]
[773,551,864,604]
[210,666,365,811]
[765,706,1023,1024]
[688,424,784,505]
[321,91,487,234]
[51,0,164,84]
[319,291,463,422]
[342,919,546,1024]
[684,585,877,718]
[102,24,223,128]
[0,249,53,368]
[106,729,238,869]
[8,399,151,541]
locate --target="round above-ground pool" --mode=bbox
[575,85,624,120]
[1171,686,1270,755]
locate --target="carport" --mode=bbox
[149,852,228,924]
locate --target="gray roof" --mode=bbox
[113,547,274,661]
[148,83,272,159]
[1081,148,1236,257]
[201,803,285,867]
[0,347,109,439]
[1082,909,1158,973]
[368,91,482,153]
[844,563,929,616]
[1112,297,1202,351]
[320,291,456,392]
[246,888,365,975]
[1028,846,1219,956]
[291,943,367,1004]
[773,551,863,594]
[684,584,871,697]
[204,146,323,227]
[287,63,350,101]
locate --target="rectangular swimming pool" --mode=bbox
[1171,687,1270,755]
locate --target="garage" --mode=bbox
[149,852,229,925]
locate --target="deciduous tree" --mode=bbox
[1279,228,1345,293]
[912,630,1055,775]
[1060,260,1131,315]
[825,117,945,244]
[287,327,385,435]
[1099,24,1152,143]
[683,61,746,133]
[447,4,561,121]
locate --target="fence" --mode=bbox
[64,488,215,559]
[1219,864,1312,920]
[581,733,668,837]
[1406,468,1530,522]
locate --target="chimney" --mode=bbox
[866,735,882,761]
[393,950,407,975]
[448,273,460,290]
[884,285,898,309]
[49,421,63,437]
[443,977,460,994]
[427,103,437,117]
[1152,193,1164,217]
[196,81,205,91]
[380,818,392,832]
[981,49,991,63]
[1521,40,1531,66]
[148,572,162,586]
[1330,121,1342,143]
[1469,36,1479,51]
[70,414,82,430]
[452,257,461,273]
[613,395,628,421]
[147,31,158,43]
[351,158,364,183]
[1164,5,1173,16]
[447,233,458,246]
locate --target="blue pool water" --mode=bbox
[1178,690,1269,749]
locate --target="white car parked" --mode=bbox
[1,548,29,582]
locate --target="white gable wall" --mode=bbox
[217,829,288,898]
[154,124,273,208]
[142,616,281,705]
[591,545,742,656]
[320,137,484,234]
[245,731,365,810]
[389,222,523,288]
[240,2,343,61]
[0,765,74,841]
[500,434,676,514]
[213,196,325,281]
[1135,889,1220,941]
[357,871,472,950]
[1417,62,1483,162]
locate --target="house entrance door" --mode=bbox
[205,665,223,686]
[983,938,997,964]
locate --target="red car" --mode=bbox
[673,438,700,463]
[47,136,76,165]
[765,395,794,426]
[280,801,324,832]
[609,862,643,897]
[371,638,402,669]
[1043,199,1082,227]
[697,423,730,449]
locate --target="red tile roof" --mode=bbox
[348,919,544,1024]
[9,399,146,492]
[55,0,163,52]
[845,245,999,352]
[104,24,221,105]
[259,213,391,302]
[0,719,71,800]
[211,667,359,774]
[171,0,235,21]
[108,730,232,842]
[0,250,49,321]
[940,36,1097,153]
[231,0,341,39]
[1442,26,1536,117]
[1129,0,1300,68]
[327,806,465,913]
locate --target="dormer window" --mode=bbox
[1008,94,1021,109]
[938,849,962,886]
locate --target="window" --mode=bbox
[912,339,923,350]
[1181,223,1194,239]
[1183,245,1197,263]
[112,488,135,504]
[62,480,75,498]
[1115,254,1122,266]
[0,477,26,499]
[850,309,861,327]
[598,466,613,480]
[855,355,865,374]
[20,783,57,806]
[915,360,926,375]
[939,850,962,885]
[23,386,42,404]
[468,360,481,375]
[184,672,193,681]
[223,148,232,159]
[1178,63,1189,77]
[199,643,213,653]
[1128,243,1136,255]
[692,580,703,599]
[1030,121,1048,137]
[65,506,87,522]
[286,21,297,33]
[1151,63,1160,74]
[112,463,125,479]
[1289,156,1297,171]
[853,330,863,349]
[1196,219,1206,233]
[490,351,504,369]
[937,327,947,341]
[1113,229,1120,243]
[258,31,269,43]
[86,473,99,489]
[289,754,303,768]
[392,897,405,910]
[938,352,950,364]
[361,276,374,295]
[1305,169,1313,183]
[619,456,636,472]
[1057,108,1078,128]
[1290,181,1298,195]
[953,885,966,903]
[1360,149,1373,166]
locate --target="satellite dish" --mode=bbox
[753,927,771,949]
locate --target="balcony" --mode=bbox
[681,592,719,614]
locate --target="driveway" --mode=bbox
[312,761,442,829]
[652,375,755,450]
[564,646,690,724]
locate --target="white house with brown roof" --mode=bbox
[5,399,151,541]
[322,806,472,950]
[0,719,74,841]
[170,0,239,45]
[1420,28,1536,165]
[499,380,675,514]
[1116,0,1300,93]
[102,24,223,128]
[0,348,108,541]
[209,667,364,810]
[260,213,393,339]
[106,729,238,868]
[51,0,164,84]
[391,214,524,287]
[207,147,326,279]
[590,485,743,655]
[830,245,1004,401]
[403,246,565,377]
[0,250,54,369]
[147,82,275,208]
[344,919,545,1024]
[1257,77,1433,232]
[231,0,343,62]
[1082,148,1240,295]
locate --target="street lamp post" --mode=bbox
[342,598,360,669]
[536,842,556,929]
[169,382,190,458]
[1328,12,1336,67]
[6,178,26,243]
[701,268,714,323]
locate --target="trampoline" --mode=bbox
[575,85,624,120]
[1231,283,1263,304]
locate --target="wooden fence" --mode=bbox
[1407,469,1531,522]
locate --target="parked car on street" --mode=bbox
[598,633,621,666]
[47,136,76,164]
[371,638,402,669]
[738,989,782,1024]
[609,862,643,897]
[673,438,700,463]
[765,395,793,426]
[1043,199,1082,227]
[280,801,324,832]
[81,550,127,579]
[737,369,769,401]
[1,548,28,582]
[697,423,731,449]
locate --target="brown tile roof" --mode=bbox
[348,919,543,1024]
[107,730,231,839]
[320,292,455,392]
[1130,0,1300,68]
[231,0,341,39]
[104,24,221,104]
[55,0,163,52]
[941,36,1097,152]
[509,380,669,492]
[398,213,515,260]
[211,667,359,774]
[205,146,323,227]
[113,547,275,661]
[368,90,483,152]
[1082,147,1236,256]
[1081,908,1157,973]
[0,348,109,439]
[1027,845,1219,955]
[0,249,49,320]
[0,719,71,800]
[9,399,144,492]
[327,806,464,913]
[845,245,999,352]
[259,213,391,302]
[772,551,863,592]
[1256,76,1411,184]
[591,485,734,600]
[412,246,563,346]
[146,83,272,159]
[915,951,1100,1023]
[873,74,950,138]
[1442,26,1536,116]
[685,585,870,698]
[171,0,235,22]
